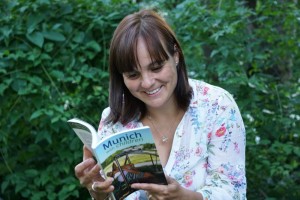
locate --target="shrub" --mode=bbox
[0,0,137,199]
[1,0,299,199]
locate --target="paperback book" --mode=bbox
[67,118,168,200]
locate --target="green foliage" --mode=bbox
[169,0,300,199]
[1,0,299,199]
[0,0,138,199]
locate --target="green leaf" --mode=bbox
[0,79,12,95]
[35,172,50,187]
[31,191,46,199]
[50,116,60,123]
[50,70,64,80]
[42,31,66,42]
[1,26,12,38]
[26,32,44,48]
[68,184,76,191]
[1,180,9,194]
[35,130,52,144]
[30,109,45,121]
[60,4,73,15]
[28,76,43,86]
[15,180,26,193]
[73,32,85,43]
[44,43,54,52]
[294,147,300,157]
[27,13,45,32]
[25,169,39,177]
[210,49,219,58]
[85,41,101,52]
[11,79,27,93]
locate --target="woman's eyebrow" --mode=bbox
[147,60,164,68]
[131,59,165,71]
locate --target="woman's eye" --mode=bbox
[125,72,139,79]
[152,63,164,72]
[152,66,162,72]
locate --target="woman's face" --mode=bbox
[122,38,179,111]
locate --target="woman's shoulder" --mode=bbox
[98,107,141,137]
[188,78,236,107]
[189,79,231,97]
[101,107,111,119]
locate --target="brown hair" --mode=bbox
[106,9,192,125]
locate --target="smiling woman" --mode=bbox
[122,37,179,113]
[107,10,192,126]
[74,9,247,200]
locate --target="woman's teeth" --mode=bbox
[146,87,161,95]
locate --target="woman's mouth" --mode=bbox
[145,86,162,95]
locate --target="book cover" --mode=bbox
[67,118,167,200]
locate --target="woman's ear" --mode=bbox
[174,44,178,53]
[174,52,179,65]
[174,45,179,64]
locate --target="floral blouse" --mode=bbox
[97,79,247,200]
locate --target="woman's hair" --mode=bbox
[106,9,193,125]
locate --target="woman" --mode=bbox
[75,9,246,200]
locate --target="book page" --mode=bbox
[67,118,99,153]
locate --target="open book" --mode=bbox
[67,118,168,200]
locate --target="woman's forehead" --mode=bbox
[121,37,169,72]
[135,38,155,67]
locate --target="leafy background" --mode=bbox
[0,0,299,199]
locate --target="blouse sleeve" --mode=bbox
[97,107,116,140]
[198,91,247,200]
[97,107,139,139]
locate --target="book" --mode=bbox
[67,118,168,200]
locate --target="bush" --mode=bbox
[1,0,299,199]
[170,0,300,199]
[0,0,138,199]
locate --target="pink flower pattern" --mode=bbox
[98,79,246,200]
[216,123,226,137]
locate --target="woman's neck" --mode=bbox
[146,103,183,122]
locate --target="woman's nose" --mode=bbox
[141,74,154,88]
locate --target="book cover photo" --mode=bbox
[67,118,167,200]
[93,127,167,200]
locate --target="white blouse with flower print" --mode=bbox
[97,79,247,200]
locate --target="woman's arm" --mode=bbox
[198,91,247,200]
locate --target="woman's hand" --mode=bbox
[74,146,114,199]
[131,176,203,200]
[130,176,182,200]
